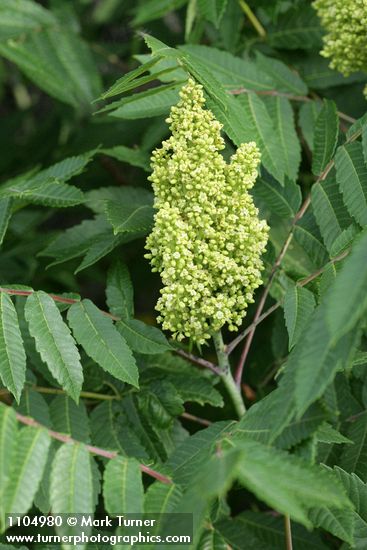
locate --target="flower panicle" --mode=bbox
[314,0,367,95]
[145,78,269,344]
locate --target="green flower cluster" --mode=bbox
[145,79,268,344]
[314,0,367,88]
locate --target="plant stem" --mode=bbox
[34,386,120,401]
[284,515,293,550]
[181,411,212,426]
[0,287,215,376]
[15,411,172,484]
[212,330,246,417]
[226,248,350,355]
[0,386,120,401]
[238,0,266,38]
[176,348,221,375]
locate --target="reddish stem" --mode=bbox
[234,194,311,386]
[15,412,172,484]
[233,146,353,386]
[0,287,217,374]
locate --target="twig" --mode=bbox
[238,0,266,38]
[284,515,293,550]
[0,287,215,375]
[226,302,280,355]
[181,412,212,426]
[234,194,310,386]
[0,287,119,321]
[175,348,221,375]
[232,119,364,385]
[15,412,172,485]
[227,248,350,357]
[346,410,367,423]
[297,249,349,286]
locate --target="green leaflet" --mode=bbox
[50,443,94,513]
[282,230,367,416]
[133,0,187,26]
[182,438,351,529]
[335,142,367,226]
[311,172,353,253]
[308,507,354,545]
[106,202,154,235]
[138,379,184,428]
[67,299,139,388]
[0,404,17,502]
[267,4,323,50]
[107,85,182,119]
[197,0,228,27]
[197,529,228,550]
[315,423,352,445]
[264,96,301,181]
[325,228,367,338]
[273,403,327,450]
[50,442,95,550]
[227,93,286,183]
[49,395,90,443]
[233,380,296,446]
[299,56,366,91]
[143,368,224,408]
[253,177,302,219]
[100,56,163,99]
[2,425,51,515]
[179,44,274,91]
[144,481,183,513]
[330,224,360,257]
[167,421,235,486]
[90,401,149,460]
[0,151,96,207]
[117,318,172,354]
[334,467,367,547]
[16,389,51,428]
[40,215,113,267]
[299,100,322,151]
[294,210,329,269]
[216,511,328,550]
[0,5,101,109]
[233,440,351,528]
[74,232,136,274]
[312,99,339,176]
[106,261,134,320]
[25,291,83,402]
[255,51,308,96]
[29,151,97,183]
[284,285,316,350]
[340,412,367,481]
[0,0,56,41]
[0,198,12,246]
[0,293,26,402]
[101,146,150,171]
[143,354,224,407]
[103,456,144,515]
[0,181,85,207]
